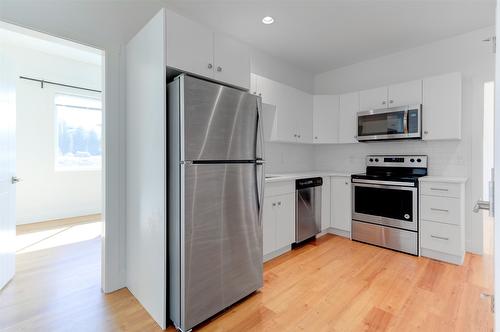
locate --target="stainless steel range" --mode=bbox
[351,155,428,255]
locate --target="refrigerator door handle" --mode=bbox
[256,98,264,161]
[256,161,265,226]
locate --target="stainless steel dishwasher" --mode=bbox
[295,177,322,243]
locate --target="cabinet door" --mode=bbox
[272,81,299,142]
[330,177,351,233]
[338,92,360,144]
[422,72,462,140]
[313,95,339,144]
[388,80,422,108]
[359,86,388,111]
[213,32,250,89]
[295,90,313,143]
[165,10,213,78]
[321,177,331,231]
[276,193,296,249]
[262,197,276,256]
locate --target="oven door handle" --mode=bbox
[351,178,417,188]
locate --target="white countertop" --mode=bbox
[419,176,468,184]
[265,172,468,184]
[265,171,351,183]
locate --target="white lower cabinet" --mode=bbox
[263,182,295,261]
[330,176,352,237]
[419,178,466,265]
[321,177,331,231]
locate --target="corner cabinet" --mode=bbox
[422,72,462,141]
[313,95,339,143]
[251,74,313,143]
[330,176,352,238]
[165,9,250,89]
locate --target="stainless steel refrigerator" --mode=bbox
[167,74,265,332]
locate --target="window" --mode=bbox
[55,94,102,171]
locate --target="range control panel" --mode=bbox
[366,155,428,168]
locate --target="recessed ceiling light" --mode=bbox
[262,16,274,25]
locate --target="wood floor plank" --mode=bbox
[0,228,493,331]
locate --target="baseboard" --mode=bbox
[264,245,291,262]
[421,248,464,265]
[327,227,351,239]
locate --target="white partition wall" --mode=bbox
[125,9,167,329]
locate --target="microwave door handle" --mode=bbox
[403,110,409,134]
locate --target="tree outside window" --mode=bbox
[55,94,102,171]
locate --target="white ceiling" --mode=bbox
[164,0,496,73]
[0,21,102,66]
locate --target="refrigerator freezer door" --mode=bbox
[182,162,263,329]
[181,75,260,161]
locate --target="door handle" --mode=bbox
[473,200,490,213]
[256,161,265,226]
[11,176,21,184]
[474,169,495,217]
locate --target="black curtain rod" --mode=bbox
[19,76,102,93]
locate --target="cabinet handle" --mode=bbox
[217,66,222,72]
[389,100,394,104]
[272,202,276,207]
[431,208,449,212]
[430,187,449,192]
[382,100,386,105]
[253,91,257,94]
[297,135,301,138]
[424,131,429,135]
[314,136,318,139]
[259,93,262,96]
[208,63,213,69]
[431,235,449,241]
[277,201,281,206]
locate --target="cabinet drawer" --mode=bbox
[421,220,462,255]
[265,181,295,197]
[420,196,461,226]
[420,182,461,198]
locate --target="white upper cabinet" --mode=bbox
[213,32,250,89]
[338,92,360,144]
[252,74,313,143]
[388,80,422,107]
[359,86,388,111]
[313,95,339,144]
[422,72,462,141]
[165,10,213,78]
[360,80,422,110]
[165,9,250,89]
[295,90,313,143]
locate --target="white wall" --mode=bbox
[4,44,102,224]
[0,0,164,292]
[314,27,495,254]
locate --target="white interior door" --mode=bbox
[0,42,17,290]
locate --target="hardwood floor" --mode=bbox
[0,225,492,331]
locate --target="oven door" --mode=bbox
[352,182,418,231]
[357,105,421,141]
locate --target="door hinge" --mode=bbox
[483,36,496,54]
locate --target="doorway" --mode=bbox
[483,81,494,256]
[0,21,107,327]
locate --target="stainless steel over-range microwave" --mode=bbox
[356,104,422,142]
